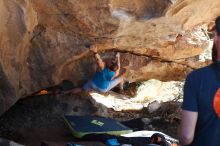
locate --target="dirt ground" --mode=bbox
[0,84,181,146]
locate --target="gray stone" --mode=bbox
[141,118,151,125]
[148,100,161,113]
[152,116,161,120]
[0,138,25,146]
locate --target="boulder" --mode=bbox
[0,0,219,115]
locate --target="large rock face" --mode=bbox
[0,0,220,115]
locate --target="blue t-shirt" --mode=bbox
[92,67,115,89]
[182,62,220,146]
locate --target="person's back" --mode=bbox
[182,63,220,146]
[179,16,220,146]
[92,67,115,89]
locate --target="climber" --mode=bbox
[67,44,124,94]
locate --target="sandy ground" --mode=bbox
[0,84,181,146]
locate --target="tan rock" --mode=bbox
[0,0,219,115]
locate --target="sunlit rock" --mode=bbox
[0,0,219,115]
[90,79,183,111]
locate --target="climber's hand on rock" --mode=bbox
[90,45,97,53]
[116,52,120,58]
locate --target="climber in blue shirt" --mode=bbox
[69,44,124,94]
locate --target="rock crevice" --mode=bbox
[0,0,219,115]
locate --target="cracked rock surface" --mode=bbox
[0,0,219,115]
